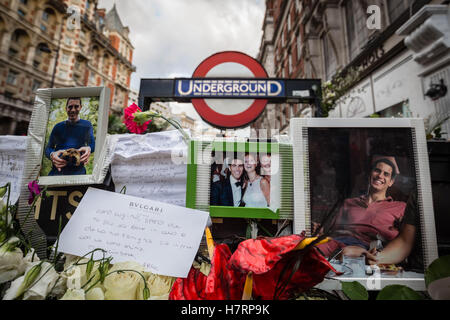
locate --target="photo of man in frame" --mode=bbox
[308,127,423,274]
[42,97,97,176]
[210,153,246,207]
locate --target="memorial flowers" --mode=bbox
[123,103,152,134]
[122,103,190,143]
[1,180,450,300]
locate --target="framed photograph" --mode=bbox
[28,87,110,186]
[186,138,295,220]
[291,118,438,290]
[16,87,111,257]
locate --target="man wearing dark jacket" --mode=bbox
[210,157,245,207]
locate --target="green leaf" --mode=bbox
[376,285,423,300]
[425,255,450,288]
[341,281,369,300]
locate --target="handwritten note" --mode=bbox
[0,136,28,204]
[58,187,209,278]
[110,130,188,206]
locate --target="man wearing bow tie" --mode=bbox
[210,157,245,207]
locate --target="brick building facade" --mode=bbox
[0,0,135,135]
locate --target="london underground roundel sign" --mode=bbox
[189,51,270,128]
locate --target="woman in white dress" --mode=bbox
[242,153,270,208]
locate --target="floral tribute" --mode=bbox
[0,181,339,300]
[122,103,190,142]
[2,179,449,300]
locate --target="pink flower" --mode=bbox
[123,103,152,134]
[27,180,41,205]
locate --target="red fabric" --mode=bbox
[252,248,336,300]
[228,234,305,274]
[170,235,337,300]
[169,244,245,300]
[228,234,338,300]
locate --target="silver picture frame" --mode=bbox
[17,86,111,256]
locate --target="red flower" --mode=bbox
[27,180,41,205]
[169,244,246,300]
[123,103,151,134]
[228,234,339,300]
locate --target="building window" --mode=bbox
[323,35,337,81]
[6,71,18,85]
[59,70,68,79]
[345,0,369,62]
[387,0,412,23]
[42,10,49,21]
[4,91,14,99]
[40,24,47,32]
[17,9,26,17]
[64,36,72,46]
[61,53,70,64]
[19,0,28,4]
[33,60,40,68]
[8,48,18,57]
[32,80,42,92]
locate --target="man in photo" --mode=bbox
[210,155,245,207]
[44,97,95,176]
[316,157,416,265]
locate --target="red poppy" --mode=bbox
[123,103,151,134]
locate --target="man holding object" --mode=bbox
[45,97,95,176]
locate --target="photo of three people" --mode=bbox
[210,152,272,208]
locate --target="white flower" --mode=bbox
[85,287,105,300]
[0,238,28,284]
[62,256,101,290]
[137,272,175,300]
[103,261,146,300]
[60,288,85,300]
[3,261,59,300]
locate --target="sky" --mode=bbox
[98,0,266,132]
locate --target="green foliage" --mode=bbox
[341,281,369,300]
[107,114,128,134]
[376,285,424,300]
[41,97,99,176]
[425,255,450,288]
[321,67,362,117]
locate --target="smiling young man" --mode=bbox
[44,97,95,176]
[210,156,245,207]
[316,157,416,265]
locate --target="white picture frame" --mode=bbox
[291,118,439,291]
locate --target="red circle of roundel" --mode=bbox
[191,51,268,128]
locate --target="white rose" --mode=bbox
[85,287,105,300]
[63,256,102,290]
[103,261,146,300]
[137,272,175,300]
[3,261,59,300]
[60,288,85,300]
[0,238,30,284]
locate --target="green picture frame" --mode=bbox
[186,139,294,220]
